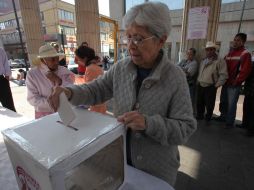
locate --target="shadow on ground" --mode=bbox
[175,118,254,190]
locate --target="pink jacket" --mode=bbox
[26,63,74,118]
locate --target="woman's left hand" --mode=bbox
[117,111,146,130]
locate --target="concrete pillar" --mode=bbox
[180,0,221,62]
[75,0,100,54]
[171,41,178,63]
[19,0,44,64]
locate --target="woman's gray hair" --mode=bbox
[123,2,171,38]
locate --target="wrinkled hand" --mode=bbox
[117,111,146,130]
[46,71,62,86]
[48,86,72,112]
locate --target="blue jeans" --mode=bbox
[219,85,241,125]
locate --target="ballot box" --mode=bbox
[0,106,32,190]
[2,107,175,190]
[2,108,125,190]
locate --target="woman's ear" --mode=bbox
[158,35,168,48]
[160,35,167,44]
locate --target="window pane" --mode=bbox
[148,0,183,10]
[125,0,146,12]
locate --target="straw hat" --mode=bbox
[37,44,63,58]
[205,41,218,50]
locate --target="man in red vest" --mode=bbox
[215,33,252,128]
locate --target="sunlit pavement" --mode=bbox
[9,79,34,119]
[8,82,254,190]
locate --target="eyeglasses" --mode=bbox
[122,35,155,46]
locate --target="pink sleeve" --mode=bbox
[26,71,53,111]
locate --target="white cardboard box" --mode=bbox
[2,107,174,190]
[0,106,33,190]
[2,108,126,190]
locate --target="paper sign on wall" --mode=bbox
[187,6,210,40]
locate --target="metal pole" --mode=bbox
[238,0,246,33]
[61,29,65,54]
[11,0,29,71]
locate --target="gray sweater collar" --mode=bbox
[126,49,169,82]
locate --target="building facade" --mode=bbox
[1,0,253,63]
[110,0,254,63]
[0,0,115,62]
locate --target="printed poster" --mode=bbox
[187,6,210,40]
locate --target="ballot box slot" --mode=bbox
[57,120,78,131]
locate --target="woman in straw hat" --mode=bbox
[26,44,75,119]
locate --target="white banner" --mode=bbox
[187,6,210,40]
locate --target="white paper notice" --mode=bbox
[57,92,75,126]
[187,6,210,40]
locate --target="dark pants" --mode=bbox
[197,84,217,119]
[242,95,254,133]
[219,85,227,118]
[189,84,196,105]
[0,76,16,112]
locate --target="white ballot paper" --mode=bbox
[57,92,76,126]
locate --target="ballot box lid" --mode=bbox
[2,108,123,170]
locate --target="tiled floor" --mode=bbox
[175,119,254,190]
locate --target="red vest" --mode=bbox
[225,47,252,85]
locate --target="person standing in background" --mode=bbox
[242,62,254,137]
[178,48,198,104]
[75,46,106,114]
[215,33,252,128]
[75,42,88,75]
[0,47,16,112]
[196,42,228,122]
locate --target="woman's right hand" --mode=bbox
[48,86,72,112]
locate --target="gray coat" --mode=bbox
[68,50,197,186]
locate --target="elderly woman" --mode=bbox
[48,2,196,186]
[26,44,74,119]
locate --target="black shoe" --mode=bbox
[245,131,254,137]
[214,116,226,122]
[224,124,234,129]
[205,116,211,122]
[235,124,247,129]
[196,116,204,120]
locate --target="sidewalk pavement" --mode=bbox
[10,80,34,119]
[8,82,254,190]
